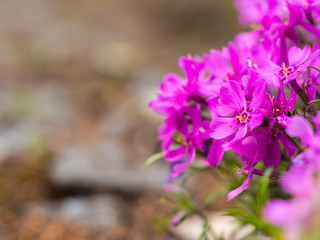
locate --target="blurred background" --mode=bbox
[0,0,241,239]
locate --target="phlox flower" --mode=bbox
[235,0,284,26]
[264,111,320,239]
[262,85,297,127]
[264,164,319,240]
[288,0,320,8]
[203,43,242,85]
[227,165,254,201]
[159,105,210,177]
[149,56,206,116]
[259,45,319,87]
[297,50,320,101]
[226,127,296,200]
[286,112,320,151]
[209,79,266,146]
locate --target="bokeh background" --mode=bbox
[0,0,241,239]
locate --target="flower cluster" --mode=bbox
[150,0,320,239]
[264,113,320,240]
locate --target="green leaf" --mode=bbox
[242,237,268,240]
[307,99,320,105]
[226,210,281,239]
[172,192,197,212]
[224,207,281,239]
[144,152,164,166]
[255,168,272,216]
[224,207,251,220]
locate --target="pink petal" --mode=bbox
[247,114,263,130]
[227,168,254,201]
[231,134,258,159]
[207,97,235,117]
[229,81,246,109]
[286,116,314,146]
[188,105,202,131]
[164,145,187,162]
[171,147,195,177]
[263,140,281,168]
[210,117,238,139]
[288,45,311,66]
[207,140,224,166]
[204,50,230,78]
[249,78,266,110]
[264,200,294,226]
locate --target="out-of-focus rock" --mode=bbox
[173,212,255,240]
[25,195,122,229]
[91,40,137,78]
[129,68,165,121]
[49,142,168,193]
[0,85,73,159]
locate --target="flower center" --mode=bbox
[236,114,248,122]
[268,128,280,141]
[281,63,290,74]
[236,107,253,126]
[269,128,277,136]
[279,63,298,78]
[273,107,280,113]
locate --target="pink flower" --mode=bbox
[159,105,210,177]
[209,79,266,146]
[262,86,297,127]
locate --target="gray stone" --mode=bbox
[173,212,256,240]
[0,85,73,159]
[25,195,122,229]
[49,141,168,192]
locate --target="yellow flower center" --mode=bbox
[281,63,290,74]
[236,114,247,122]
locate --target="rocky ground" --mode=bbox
[0,0,241,239]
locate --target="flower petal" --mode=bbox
[210,117,238,139]
[171,147,195,177]
[207,140,224,166]
[227,168,254,201]
[249,78,266,110]
[263,140,281,168]
[286,116,314,146]
[164,145,187,162]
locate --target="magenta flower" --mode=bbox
[159,105,210,177]
[230,127,296,169]
[297,50,320,102]
[207,139,224,166]
[235,0,283,26]
[303,74,320,102]
[286,113,320,150]
[264,198,307,240]
[149,55,207,116]
[264,112,320,239]
[264,164,317,240]
[227,166,254,201]
[288,0,320,7]
[278,45,315,84]
[203,44,242,88]
[262,86,297,127]
[149,1,320,236]
[257,128,297,168]
[209,79,266,145]
[259,45,319,86]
